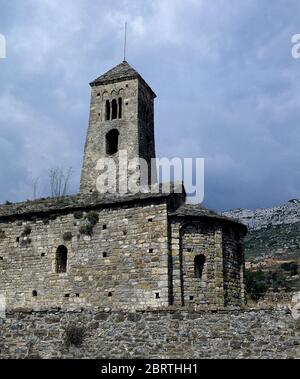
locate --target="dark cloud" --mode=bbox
[0,0,300,210]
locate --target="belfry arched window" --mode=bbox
[111,99,118,120]
[105,98,123,121]
[106,129,119,155]
[56,245,68,273]
[194,254,206,279]
[105,100,111,121]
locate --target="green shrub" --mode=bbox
[245,270,269,301]
[281,262,298,276]
[74,211,84,220]
[23,226,32,236]
[64,325,85,347]
[63,232,73,241]
[86,211,99,226]
[79,224,94,236]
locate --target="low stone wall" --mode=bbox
[0,308,299,359]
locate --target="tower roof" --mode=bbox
[90,61,156,97]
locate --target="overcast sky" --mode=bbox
[0,0,300,211]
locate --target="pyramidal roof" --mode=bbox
[90,61,156,97]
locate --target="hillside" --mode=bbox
[223,200,300,263]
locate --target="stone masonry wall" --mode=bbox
[0,201,169,311]
[222,227,245,307]
[0,309,298,359]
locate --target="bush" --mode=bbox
[64,325,85,347]
[79,224,94,236]
[86,211,99,226]
[63,232,73,242]
[23,226,32,236]
[245,270,269,301]
[281,262,298,276]
[74,211,84,220]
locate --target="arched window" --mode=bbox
[105,100,111,121]
[118,97,122,119]
[194,254,206,279]
[111,99,118,120]
[106,129,119,155]
[56,245,68,273]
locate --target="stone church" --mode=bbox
[0,61,247,312]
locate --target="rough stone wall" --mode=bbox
[0,309,298,359]
[222,227,245,307]
[170,220,243,309]
[180,222,222,308]
[0,201,169,311]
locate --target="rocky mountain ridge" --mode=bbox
[223,199,300,230]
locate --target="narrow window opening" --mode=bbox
[149,249,154,254]
[106,129,119,155]
[105,100,111,121]
[111,99,118,120]
[64,294,70,298]
[190,296,194,301]
[76,294,80,298]
[155,293,160,299]
[97,93,100,97]
[194,254,206,279]
[118,97,122,119]
[148,218,153,223]
[103,252,107,258]
[187,248,192,253]
[108,292,113,297]
[32,291,37,297]
[41,253,45,257]
[103,224,107,230]
[56,245,68,273]
[0,257,3,261]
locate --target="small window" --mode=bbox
[148,218,153,223]
[103,224,107,230]
[64,294,70,298]
[155,293,160,299]
[0,257,3,261]
[149,249,154,254]
[103,252,107,258]
[106,129,119,155]
[97,93,100,97]
[108,292,113,297]
[76,293,80,298]
[111,99,118,120]
[194,255,206,279]
[118,97,122,119]
[41,253,45,257]
[56,245,68,273]
[189,296,194,301]
[105,100,111,121]
[32,291,37,297]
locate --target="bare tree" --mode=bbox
[48,167,73,199]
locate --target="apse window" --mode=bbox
[105,100,111,121]
[106,129,119,155]
[56,245,68,273]
[194,254,206,279]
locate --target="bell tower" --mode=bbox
[80,61,157,195]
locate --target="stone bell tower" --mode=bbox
[80,61,157,195]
